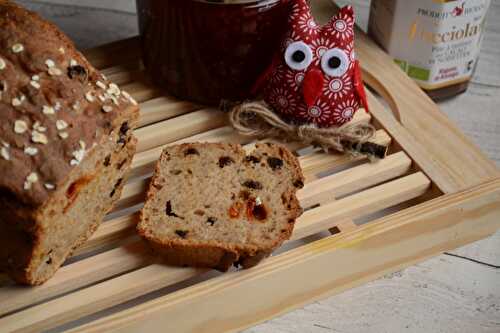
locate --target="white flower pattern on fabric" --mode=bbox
[323,72,353,100]
[289,2,303,23]
[297,100,333,125]
[282,30,302,51]
[285,70,306,91]
[327,11,354,42]
[294,12,318,41]
[333,97,358,125]
[310,37,338,63]
[268,87,297,115]
[344,41,356,69]
[269,63,287,86]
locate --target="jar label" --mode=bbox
[369,0,490,90]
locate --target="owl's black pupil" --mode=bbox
[292,50,306,63]
[328,56,342,69]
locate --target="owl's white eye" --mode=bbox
[321,48,350,77]
[284,41,313,71]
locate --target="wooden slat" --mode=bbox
[298,151,412,208]
[301,131,391,182]
[137,97,201,128]
[121,81,162,104]
[135,109,227,152]
[0,275,10,288]
[101,63,142,87]
[66,178,500,333]
[72,214,139,257]
[0,173,431,332]
[294,172,430,239]
[82,37,141,70]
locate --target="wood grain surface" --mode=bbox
[16,1,500,332]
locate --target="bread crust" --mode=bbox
[137,142,304,271]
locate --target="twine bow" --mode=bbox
[229,101,387,159]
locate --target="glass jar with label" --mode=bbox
[368,0,491,100]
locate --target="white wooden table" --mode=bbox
[21,1,500,332]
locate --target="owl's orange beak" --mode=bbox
[302,68,325,108]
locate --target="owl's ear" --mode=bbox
[292,0,313,18]
[289,0,315,26]
[339,5,354,18]
[326,5,355,29]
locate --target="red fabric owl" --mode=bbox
[253,1,369,128]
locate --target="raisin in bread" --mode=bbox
[137,143,304,271]
[0,1,139,285]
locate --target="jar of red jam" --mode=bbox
[136,0,292,105]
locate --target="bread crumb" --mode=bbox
[12,43,24,53]
[33,121,47,132]
[32,131,48,144]
[48,67,63,76]
[45,59,55,68]
[12,95,25,107]
[24,147,39,156]
[122,90,138,105]
[24,172,38,190]
[56,119,68,130]
[96,81,107,90]
[85,92,95,103]
[14,120,28,134]
[42,105,55,115]
[107,83,120,96]
[30,80,41,89]
[102,105,113,113]
[70,140,86,165]
[0,146,10,160]
[0,57,6,70]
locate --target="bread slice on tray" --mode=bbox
[0,2,139,285]
[137,142,304,271]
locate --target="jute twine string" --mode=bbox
[229,101,377,157]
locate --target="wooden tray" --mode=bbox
[1,2,499,332]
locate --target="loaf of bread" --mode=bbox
[0,1,139,285]
[137,143,304,271]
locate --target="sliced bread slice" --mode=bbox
[137,142,304,271]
